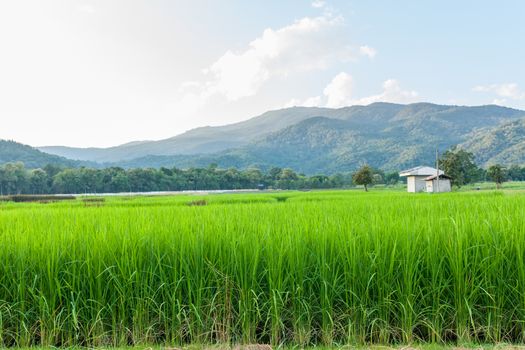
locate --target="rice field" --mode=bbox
[0,190,525,347]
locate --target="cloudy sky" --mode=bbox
[1,1,524,147]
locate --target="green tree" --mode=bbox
[384,171,400,185]
[0,162,28,195]
[244,167,264,187]
[487,164,507,189]
[372,173,383,185]
[29,168,49,194]
[276,168,299,189]
[352,165,374,191]
[112,172,131,193]
[78,167,102,193]
[268,167,282,181]
[438,146,481,187]
[507,165,525,181]
[52,169,81,194]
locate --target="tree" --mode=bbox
[268,167,282,181]
[244,167,264,187]
[507,165,525,181]
[487,164,507,189]
[112,172,131,193]
[439,146,481,187]
[372,173,384,185]
[29,168,49,194]
[0,162,28,195]
[276,168,299,189]
[384,171,400,185]
[352,165,374,191]
[52,169,81,194]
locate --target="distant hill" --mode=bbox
[460,118,525,167]
[0,140,88,168]
[17,102,525,174]
[39,107,332,163]
[233,103,525,172]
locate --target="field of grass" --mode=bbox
[0,190,525,347]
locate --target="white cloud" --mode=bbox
[177,7,381,117]
[473,83,525,103]
[351,79,419,105]
[311,0,326,8]
[179,12,360,109]
[287,73,419,109]
[304,96,323,106]
[359,45,377,58]
[208,50,269,100]
[491,98,507,106]
[323,72,354,107]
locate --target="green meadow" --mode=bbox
[0,190,525,347]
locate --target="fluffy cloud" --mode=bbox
[179,9,378,110]
[473,83,525,104]
[323,72,354,107]
[311,0,326,8]
[185,14,352,102]
[287,73,418,108]
[359,45,377,58]
[351,79,419,105]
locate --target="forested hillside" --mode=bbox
[110,103,525,173]
[460,119,525,166]
[0,140,85,168]
[3,103,525,174]
[38,103,525,171]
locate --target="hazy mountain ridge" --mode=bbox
[39,107,332,162]
[0,140,91,169]
[106,103,525,173]
[460,118,525,166]
[4,103,525,173]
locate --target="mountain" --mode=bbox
[39,103,525,171]
[105,103,525,173]
[39,107,331,163]
[25,102,525,174]
[236,103,525,172]
[460,118,525,167]
[0,140,88,168]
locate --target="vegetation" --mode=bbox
[0,140,87,169]
[0,162,375,195]
[1,190,525,347]
[460,118,525,167]
[487,164,507,189]
[32,103,525,173]
[4,148,525,195]
[352,164,374,191]
[438,147,483,187]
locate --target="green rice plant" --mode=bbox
[0,191,524,346]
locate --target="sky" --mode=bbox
[0,1,524,148]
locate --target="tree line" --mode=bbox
[351,147,521,190]
[0,163,387,195]
[0,147,522,195]
[437,147,520,188]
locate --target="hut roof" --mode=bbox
[399,166,444,177]
[425,174,452,181]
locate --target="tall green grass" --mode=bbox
[0,191,524,347]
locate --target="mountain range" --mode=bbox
[0,140,89,169]
[39,107,332,162]
[2,102,525,174]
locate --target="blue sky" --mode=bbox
[0,0,523,147]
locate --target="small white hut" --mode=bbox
[399,166,446,193]
[425,174,452,193]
